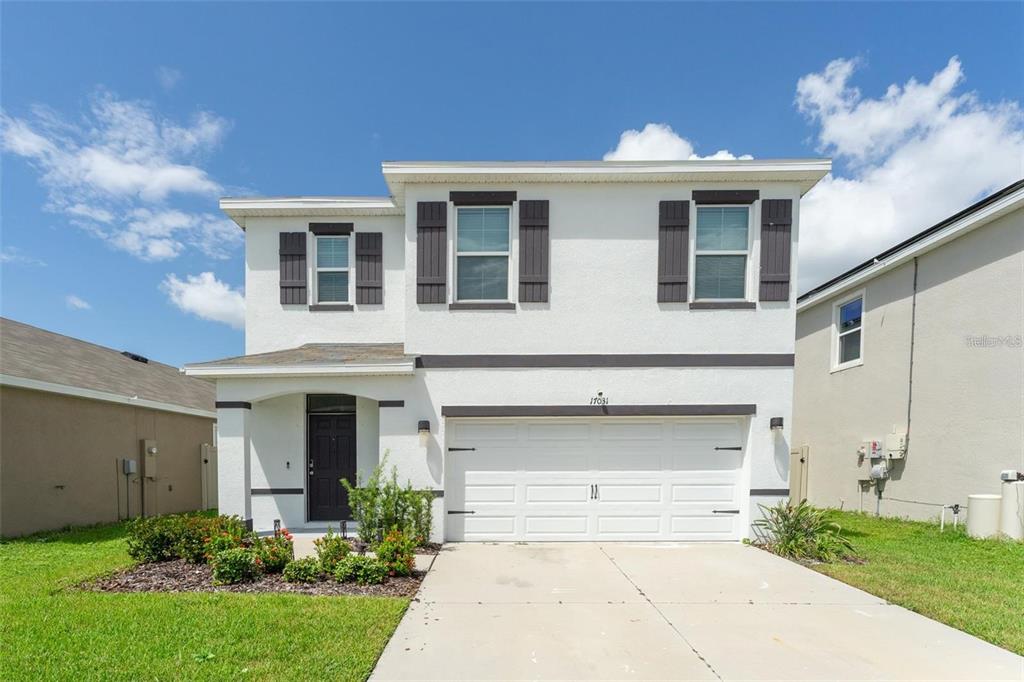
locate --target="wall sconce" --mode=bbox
[770,417,784,432]
[418,420,431,447]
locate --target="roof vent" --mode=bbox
[121,351,149,364]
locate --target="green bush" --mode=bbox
[211,547,262,585]
[283,557,323,584]
[204,523,251,561]
[342,453,434,545]
[753,500,857,562]
[334,555,388,585]
[257,530,294,574]
[175,515,247,563]
[125,514,186,563]
[373,529,416,576]
[313,527,350,573]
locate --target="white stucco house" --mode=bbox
[185,159,830,542]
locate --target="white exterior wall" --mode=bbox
[216,364,793,539]
[402,182,802,355]
[245,215,405,354]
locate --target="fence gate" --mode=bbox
[201,443,218,510]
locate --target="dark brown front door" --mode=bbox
[307,414,357,521]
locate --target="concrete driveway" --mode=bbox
[372,543,1023,681]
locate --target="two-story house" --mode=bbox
[184,160,830,542]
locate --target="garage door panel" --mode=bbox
[464,484,517,504]
[525,515,588,535]
[446,417,748,542]
[526,484,590,503]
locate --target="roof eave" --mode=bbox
[183,362,417,379]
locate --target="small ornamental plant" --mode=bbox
[211,547,262,585]
[373,529,416,577]
[334,555,388,585]
[176,515,247,564]
[258,529,294,574]
[282,557,323,584]
[204,525,250,562]
[125,515,184,563]
[313,527,350,573]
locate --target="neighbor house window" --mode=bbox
[316,236,350,303]
[835,295,864,369]
[456,206,510,301]
[694,206,750,300]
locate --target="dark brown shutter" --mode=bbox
[416,202,447,304]
[658,200,689,302]
[759,199,793,301]
[519,200,549,302]
[279,232,307,305]
[355,232,383,304]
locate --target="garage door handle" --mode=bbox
[447,510,475,514]
[712,509,740,514]
[447,447,475,452]
[715,446,742,451]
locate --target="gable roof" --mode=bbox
[0,318,215,417]
[798,179,1024,310]
[184,343,415,378]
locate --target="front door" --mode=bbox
[307,414,357,521]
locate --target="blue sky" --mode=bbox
[2,1,1022,366]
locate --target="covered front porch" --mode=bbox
[184,344,445,539]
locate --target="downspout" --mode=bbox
[906,257,919,456]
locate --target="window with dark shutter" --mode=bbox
[759,199,793,301]
[416,201,447,304]
[519,200,549,302]
[355,232,383,304]
[658,200,689,302]
[279,232,307,305]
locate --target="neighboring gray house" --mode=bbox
[793,180,1024,520]
[0,318,218,537]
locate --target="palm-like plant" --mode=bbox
[753,500,856,562]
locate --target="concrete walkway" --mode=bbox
[372,543,1023,680]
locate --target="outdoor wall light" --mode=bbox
[770,417,784,432]
[418,420,431,447]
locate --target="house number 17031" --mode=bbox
[590,392,609,406]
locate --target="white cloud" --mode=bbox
[0,89,236,261]
[0,247,46,266]
[156,66,183,92]
[65,294,92,310]
[603,123,752,161]
[797,57,1024,291]
[161,272,245,329]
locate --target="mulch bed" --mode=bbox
[83,559,424,598]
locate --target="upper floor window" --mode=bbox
[456,207,510,301]
[694,206,750,300]
[315,235,350,303]
[834,294,864,370]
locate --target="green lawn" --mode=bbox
[0,523,409,681]
[817,511,1024,655]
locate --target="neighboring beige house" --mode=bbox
[0,318,218,537]
[794,180,1024,521]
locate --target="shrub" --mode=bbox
[175,515,247,564]
[342,453,434,545]
[753,501,856,562]
[373,529,416,577]
[283,557,323,584]
[313,527,350,573]
[211,547,262,585]
[257,530,294,574]
[125,514,186,563]
[334,555,388,585]
[204,522,252,561]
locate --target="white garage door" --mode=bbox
[444,417,747,542]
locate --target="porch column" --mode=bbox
[216,402,252,522]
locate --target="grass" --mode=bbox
[815,511,1024,655]
[0,522,409,681]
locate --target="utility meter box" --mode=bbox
[885,432,907,459]
[858,440,883,459]
[142,439,158,479]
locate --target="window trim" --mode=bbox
[453,204,514,303]
[831,289,865,372]
[313,234,352,304]
[691,203,755,303]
